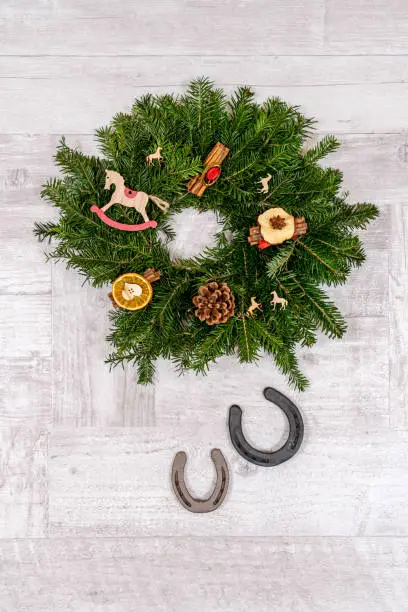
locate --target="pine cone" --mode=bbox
[192,281,235,325]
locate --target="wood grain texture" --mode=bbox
[49,410,405,538]
[324,219,388,318]
[0,424,48,538]
[0,295,50,358]
[2,57,408,134]
[1,0,408,608]
[0,200,51,295]
[325,0,408,54]
[0,134,62,192]
[0,356,50,425]
[0,0,325,56]
[389,203,408,429]
[2,0,408,56]
[0,537,407,612]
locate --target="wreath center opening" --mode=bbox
[167,208,222,260]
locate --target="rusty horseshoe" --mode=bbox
[171,448,229,513]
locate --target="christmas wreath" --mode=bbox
[35,78,378,390]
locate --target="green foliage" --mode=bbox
[34,78,378,390]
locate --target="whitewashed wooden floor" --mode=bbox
[1,2,408,610]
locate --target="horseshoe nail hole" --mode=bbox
[174,473,192,508]
[212,468,227,505]
[166,208,224,261]
[241,404,290,452]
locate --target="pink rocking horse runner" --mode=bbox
[90,205,157,231]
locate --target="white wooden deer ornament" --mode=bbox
[271,290,288,310]
[258,173,272,194]
[246,297,263,317]
[146,147,163,165]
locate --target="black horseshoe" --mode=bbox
[171,448,229,513]
[228,387,304,467]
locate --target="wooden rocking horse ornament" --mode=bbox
[91,170,170,232]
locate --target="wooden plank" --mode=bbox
[0,0,324,56]
[3,55,408,86]
[49,385,399,538]
[1,57,408,133]
[0,133,62,192]
[0,295,51,358]
[0,135,54,294]
[2,0,408,56]
[0,537,407,611]
[325,0,408,54]
[324,218,388,318]
[321,132,408,203]
[0,424,48,538]
[0,199,51,295]
[52,265,155,427]
[0,292,51,537]
[0,356,50,425]
[389,203,408,429]
[3,55,408,89]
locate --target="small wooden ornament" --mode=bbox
[187,142,230,197]
[146,147,163,166]
[238,296,263,319]
[91,170,169,232]
[246,296,263,317]
[109,268,161,311]
[271,290,288,310]
[258,173,272,194]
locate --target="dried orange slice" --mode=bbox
[111,273,153,311]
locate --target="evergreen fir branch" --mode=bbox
[295,237,348,284]
[313,235,366,267]
[33,221,60,242]
[188,321,236,374]
[303,135,340,163]
[320,201,379,231]
[266,242,296,278]
[253,318,309,390]
[251,318,284,353]
[235,314,261,363]
[284,275,346,338]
